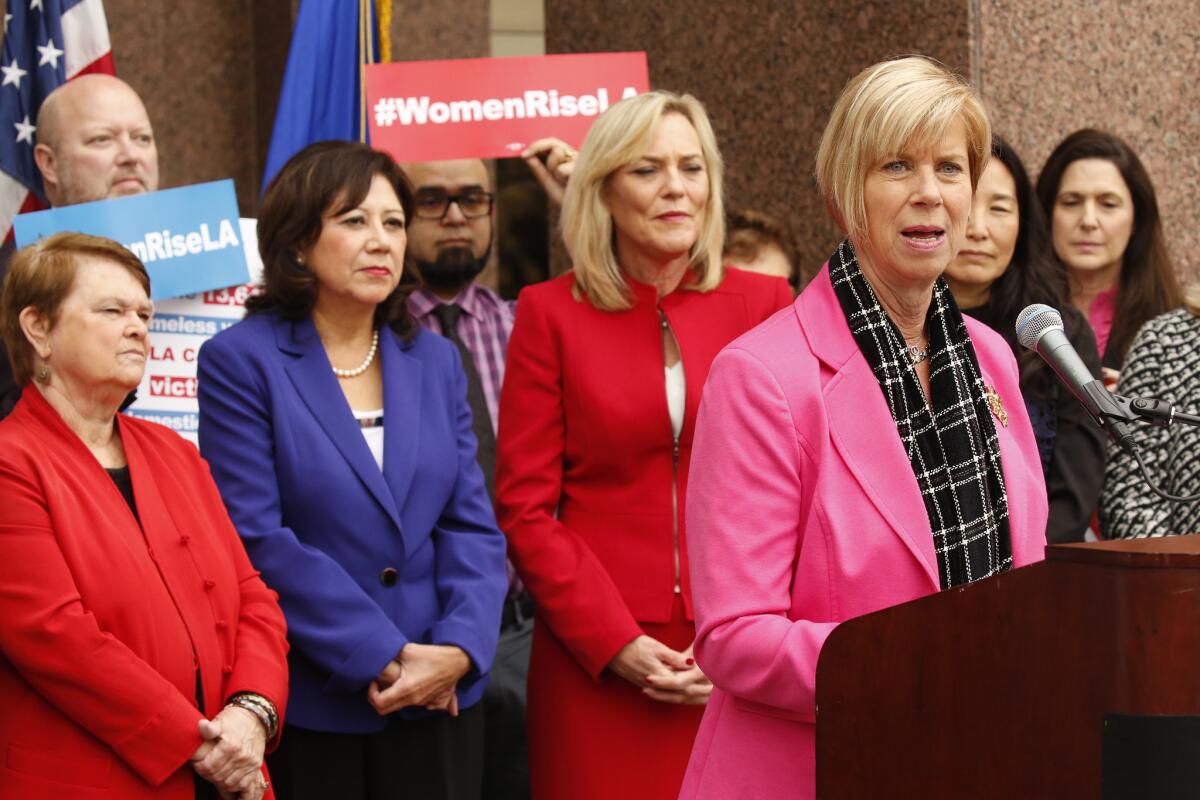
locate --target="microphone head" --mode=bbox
[1015,304,1064,351]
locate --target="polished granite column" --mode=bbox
[977,0,1200,282]
[106,0,291,214]
[545,0,969,280]
[102,0,488,215]
[546,0,1199,283]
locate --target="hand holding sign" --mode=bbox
[521,137,576,205]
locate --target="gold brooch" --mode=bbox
[985,384,1008,427]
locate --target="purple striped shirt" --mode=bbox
[410,283,521,598]
[408,283,515,437]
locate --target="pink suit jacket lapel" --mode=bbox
[798,266,941,588]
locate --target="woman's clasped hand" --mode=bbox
[610,636,712,705]
[191,708,270,799]
[367,644,472,716]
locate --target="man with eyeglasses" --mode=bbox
[405,158,508,498]
[404,145,572,800]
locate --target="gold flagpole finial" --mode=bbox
[377,0,392,63]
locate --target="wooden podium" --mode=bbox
[815,536,1200,798]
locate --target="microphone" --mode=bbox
[1015,304,1137,451]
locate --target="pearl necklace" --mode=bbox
[332,330,379,378]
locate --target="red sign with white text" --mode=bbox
[365,52,650,162]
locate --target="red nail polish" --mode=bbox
[685,658,695,666]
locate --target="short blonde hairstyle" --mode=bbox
[562,90,725,311]
[815,56,990,246]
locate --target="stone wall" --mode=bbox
[545,0,1200,283]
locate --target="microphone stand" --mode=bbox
[1093,389,1200,503]
[1112,395,1200,429]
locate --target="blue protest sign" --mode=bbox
[13,180,249,300]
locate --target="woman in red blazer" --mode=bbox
[0,234,289,800]
[495,91,791,799]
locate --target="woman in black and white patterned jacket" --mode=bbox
[1100,285,1200,538]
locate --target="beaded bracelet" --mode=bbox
[226,692,279,740]
[227,693,277,739]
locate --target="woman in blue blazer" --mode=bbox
[196,141,507,800]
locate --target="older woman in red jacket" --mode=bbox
[495,91,792,799]
[0,233,289,799]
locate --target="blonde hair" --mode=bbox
[561,90,725,311]
[815,56,990,246]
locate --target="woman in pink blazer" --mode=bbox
[679,57,1049,799]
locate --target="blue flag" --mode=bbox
[261,0,378,193]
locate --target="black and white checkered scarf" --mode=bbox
[829,240,1013,589]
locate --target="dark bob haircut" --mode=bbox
[1035,128,1181,366]
[248,140,417,339]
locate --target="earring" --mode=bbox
[35,362,50,384]
[295,253,305,266]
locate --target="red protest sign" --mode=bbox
[365,52,650,162]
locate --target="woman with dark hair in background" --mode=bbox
[197,141,507,800]
[945,136,1105,542]
[1035,128,1182,383]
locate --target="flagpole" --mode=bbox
[376,0,392,64]
[358,0,369,143]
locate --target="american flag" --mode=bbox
[0,0,114,240]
